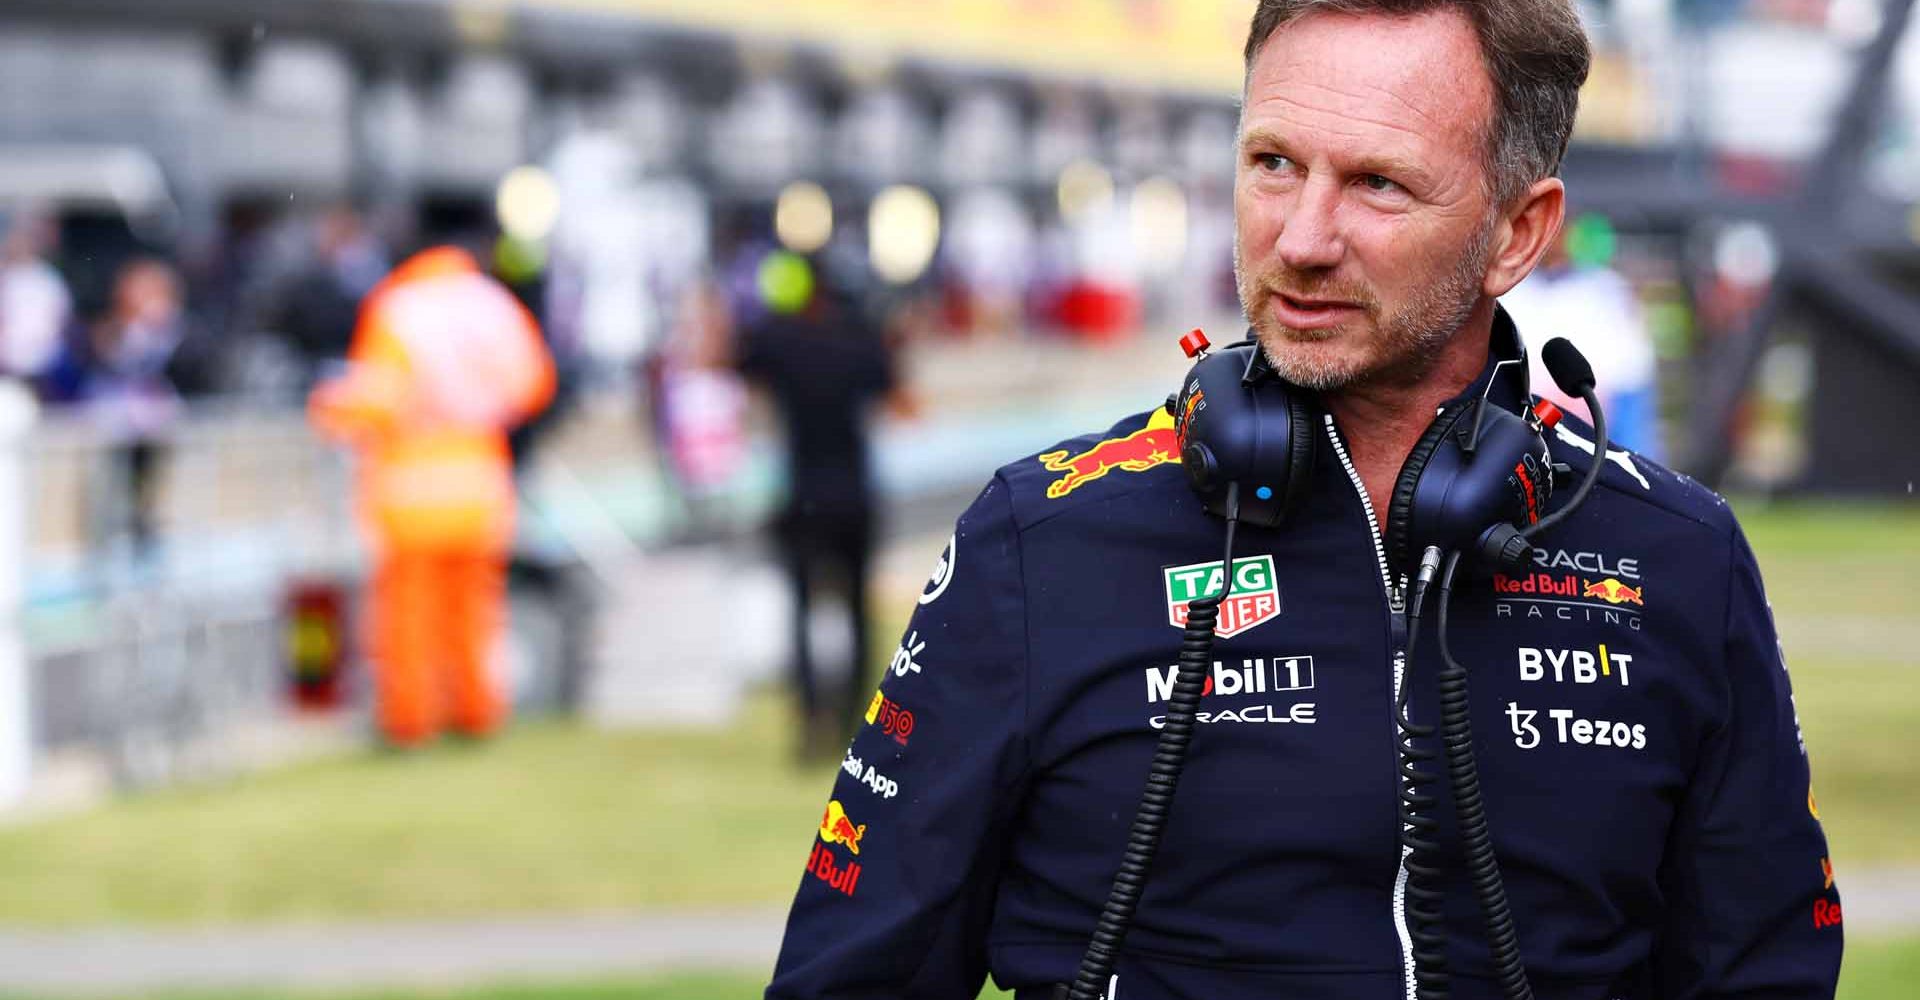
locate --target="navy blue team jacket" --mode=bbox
[767,327,1842,1000]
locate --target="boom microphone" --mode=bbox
[1541,338,1595,398]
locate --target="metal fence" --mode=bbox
[17,401,361,795]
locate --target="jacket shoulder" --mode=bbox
[994,406,1187,530]
[1544,410,1737,538]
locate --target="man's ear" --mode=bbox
[1482,178,1566,299]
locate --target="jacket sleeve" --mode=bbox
[767,476,1030,1000]
[306,300,409,443]
[1652,523,1842,998]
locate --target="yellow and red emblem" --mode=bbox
[1582,578,1645,606]
[1039,410,1180,499]
[820,800,866,855]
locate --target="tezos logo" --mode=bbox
[1505,701,1646,751]
[1163,555,1282,638]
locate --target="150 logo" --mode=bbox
[864,690,915,746]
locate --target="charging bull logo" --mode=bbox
[1039,411,1179,499]
[1584,578,1645,606]
[819,800,866,855]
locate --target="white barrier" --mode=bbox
[0,382,38,807]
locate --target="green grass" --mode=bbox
[0,501,1908,932]
[0,700,841,925]
[1737,500,1920,865]
[7,933,1920,1000]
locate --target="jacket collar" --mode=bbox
[1447,303,1532,417]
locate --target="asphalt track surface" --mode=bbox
[1,870,1917,993]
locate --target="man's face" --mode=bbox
[1235,9,1500,390]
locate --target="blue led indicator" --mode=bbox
[1256,486,1274,501]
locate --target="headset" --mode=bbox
[1058,329,1608,1000]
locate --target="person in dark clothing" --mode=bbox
[265,207,389,391]
[736,249,898,759]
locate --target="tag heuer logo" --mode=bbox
[1164,556,1282,638]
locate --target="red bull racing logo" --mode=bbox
[864,690,916,746]
[1582,578,1644,605]
[806,840,863,897]
[1493,548,1649,629]
[819,800,866,855]
[1039,412,1179,499]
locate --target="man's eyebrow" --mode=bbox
[1239,127,1289,152]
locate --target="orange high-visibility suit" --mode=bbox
[310,247,554,746]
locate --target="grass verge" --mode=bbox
[0,502,1907,926]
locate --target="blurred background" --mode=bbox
[0,0,1912,997]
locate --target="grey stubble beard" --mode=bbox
[1235,218,1495,392]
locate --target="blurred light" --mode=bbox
[494,234,547,284]
[758,250,815,314]
[1057,159,1114,223]
[775,181,835,253]
[1129,177,1189,274]
[1713,222,1778,287]
[1566,213,1617,268]
[869,185,941,285]
[1828,0,1883,44]
[496,165,559,242]
[1909,205,1920,246]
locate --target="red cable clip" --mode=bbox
[1178,328,1211,359]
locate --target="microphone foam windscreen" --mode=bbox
[1542,337,1597,396]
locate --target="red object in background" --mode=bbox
[286,579,351,711]
[1054,281,1141,342]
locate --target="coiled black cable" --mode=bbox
[1058,487,1241,1000]
[1436,553,1533,1000]
[1396,548,1450,1000]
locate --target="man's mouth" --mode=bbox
[1276,293,1356,314]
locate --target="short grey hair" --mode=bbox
[1243,0,1591,206]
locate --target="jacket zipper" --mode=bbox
[1323,415,1417,1000]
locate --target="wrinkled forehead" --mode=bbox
[1242,8,1495,162]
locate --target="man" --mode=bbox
[734,248,898,758]
[310,245,553,747]
[0,209,72,391]
[768,2,1842,998]
[1500,214,1662,458]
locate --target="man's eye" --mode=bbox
[1360,174,1400,193]
[1254,153,1292,172]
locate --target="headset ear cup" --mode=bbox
[1386,406,1463,571]
[1282,392,1317,517]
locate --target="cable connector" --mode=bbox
[1408,544,1443,623]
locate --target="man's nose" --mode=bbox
[1273,178,1345,271]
